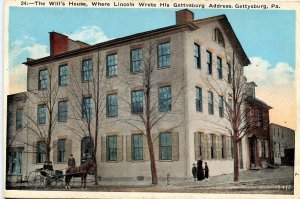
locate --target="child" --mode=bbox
[204,162,209,181]
[192,163,197,181]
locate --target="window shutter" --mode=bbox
[117,135,123,162]
[172,132,179,161]
[216,135,221,160]
[101,136,106,162]
[65,139,72,163]
[206,134,211,160]
[53,140,58,164]
[126,135,132,162]
[194,132,199,160]
[226,136,231,160]
[143,135,149,161]
[152,133,159,160]
[265,141,269,158]
[32,141,37,164]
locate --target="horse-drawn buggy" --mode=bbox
[27,159,95,189]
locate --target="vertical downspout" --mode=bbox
[182,31,189,179]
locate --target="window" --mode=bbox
[16,109,23,129]
[160,132,172,160]
[219,96,224,117]
[107,54,117,77]
[39,69,48,90]
[57,139,66,162]
[196,87,202,112]
[131,49,142,72]
[58,101,68,122]
[159,86,171,112]
[194,43,200,69]
[107,94,118,117]
[158,42,170,68]
[82,59,93,81]
[107,136,117,161]
[208,92,214,115]
[214,28,225,47]
[81,136,93,162]
[38,104,46,124]
[198,133,203,157]
[59,65,68,86]
[211,134,216,159]
[257,111,263,127]
[221,135,226,159]
[82,97,92,119]
[7,151,22,175]
[132,134,143,160]
[131,90,143,114]
[206,51,212,75]
[217,57,222,79]
[228,63,232,83]
[37,141,46,163]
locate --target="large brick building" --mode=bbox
[6,9,252,183]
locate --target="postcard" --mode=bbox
[3,0,299,198]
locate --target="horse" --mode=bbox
[65,159,96,189]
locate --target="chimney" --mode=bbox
[176,9,194,25]
[49,32,69,56]
[246,82,257,98]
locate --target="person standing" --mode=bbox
[204,162,209,181]
[197,159,205,181]
[192,163,197,181]
[68,154,76,167]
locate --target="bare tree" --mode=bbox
[205,50,269,182]
[67,51,109,185]
[118,40,184,185]
[25,65,61,163]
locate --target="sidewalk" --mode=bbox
[7,166,294,190]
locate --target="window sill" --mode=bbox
[159,159,173,162]
[157,65,171,70]
[58,121,67,123]
[130,71,143,75]
[106,161,118,163]
[58,84,68,87]
[106,115,118,118]
[106,75,118,79]
[57,162,66,164]
[131,160,145,162]
[81,80,93,83]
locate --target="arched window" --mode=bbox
[214,28,225,47]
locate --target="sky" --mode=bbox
[7,7,296,129]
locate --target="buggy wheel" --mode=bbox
[27,171,44,189]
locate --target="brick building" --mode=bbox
[6,9,251,183]
[245,82,272,169]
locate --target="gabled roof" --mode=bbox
[24,14,250,67]
[246,96,272,109]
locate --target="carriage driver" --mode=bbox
[43,161,54,176]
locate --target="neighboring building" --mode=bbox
[245,82,272,169]
[6,92,27,183]
[270,124,295,166]
[7,9,251,182]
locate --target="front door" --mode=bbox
[249,139,256,166]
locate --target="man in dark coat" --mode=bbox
[192,163,197,181]
[204,162,209,180]
[197,159,205,181]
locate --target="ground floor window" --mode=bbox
[7,151,22,175]
[81,136,93,164]
[37,141,46,163]
[107,136,117,161]
[159,132,172,160]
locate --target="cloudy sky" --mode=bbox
[8,8,296,129]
